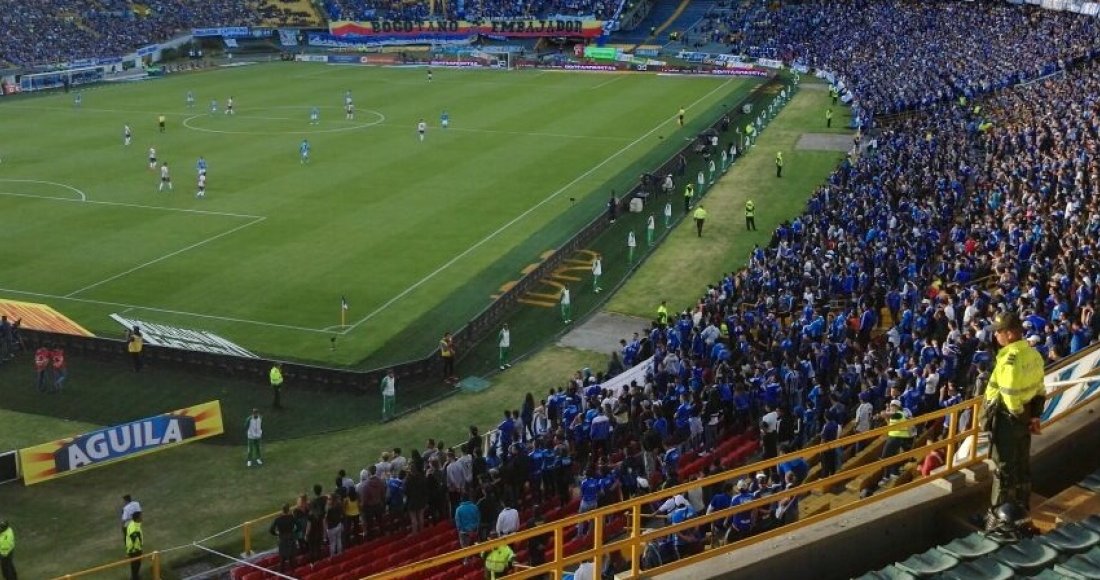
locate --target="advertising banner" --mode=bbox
[330,19,605,39]
[192,27,250,37]
[109,314,258,358]
[19,401,225,485]
[0,298,94,336]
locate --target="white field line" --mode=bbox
[591,74,628,90]
[0,286,331,333]
[65,216,266,298]
[342,78,735,334]
[0,190,264,219]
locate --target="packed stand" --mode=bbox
[323,0,615,23]
[0,0,260,67]
[243,60,1100,580]
[711,0,1100,119]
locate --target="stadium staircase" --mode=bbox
[658,0,715,45]
[614,0,683,45]
[855,467,1100,579]
[231,430,761,580]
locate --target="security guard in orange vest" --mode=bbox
[982,311,1044,529]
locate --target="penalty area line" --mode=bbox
[341,78,736,334]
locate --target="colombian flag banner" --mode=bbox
[19,400,225,486]
[330,19,605,39]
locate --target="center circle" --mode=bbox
[182,107,385,135]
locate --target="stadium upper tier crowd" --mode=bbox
[709,0,1100,119]
[323,0,615,22]
[0,0,256,67]
[257,55,1100,577]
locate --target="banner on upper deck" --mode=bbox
[330,18,605,39]
[19,401,225,485]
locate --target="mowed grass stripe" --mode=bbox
[0,64,750,366]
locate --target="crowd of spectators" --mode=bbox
[0,0,260,67]
[323,0,616,23]
[700,0,1100,119]
[270,56,1100,578]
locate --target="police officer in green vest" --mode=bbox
[0,520,16,580]
[982,311,1044,533]
[830,86,838,105]
[484,542,515,579]
[683,183,694,212]
[878,400,912,481]
[775,151,784,178]
[826,108,833,128]
[693,205,708,237]
[269,362,284,409]
[745,199,756,231]
[126,511,143,580]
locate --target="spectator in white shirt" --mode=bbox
[495,504,520,537]
[121,495,142,540]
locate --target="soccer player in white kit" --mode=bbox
[158,163,173,192]
[148,147,157,170]
[417,119,426,142]
[196,173,206,199]
[225,97,235,115]
[123,125,132,146]
[346,102,355,120]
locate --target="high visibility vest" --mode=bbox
[776,155,783,167]
[485,544,514,573]
[684,184,694,198]
[887,414,911,438]
[440,339,453,357]
[269,366,283,387]
[745,201,755,217]
[0,527,13,557]
[126,521,143,555]
[984,339,1044,415]
[693,207,708,220]
[657,305,668,324]
[128,335,143,354]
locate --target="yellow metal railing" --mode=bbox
[369,397,986,579]
[58,551,162,580]
[57,353,1100,580]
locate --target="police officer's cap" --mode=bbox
[993,312,1023,332]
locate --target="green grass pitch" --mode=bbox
[0,62,756,367]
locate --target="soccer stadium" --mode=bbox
[3,0,1100,579]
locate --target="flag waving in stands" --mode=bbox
[341,296,349,327]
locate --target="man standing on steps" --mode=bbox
[775,152,784,178]
[982,311,1044,533]
[246,408,263,467]
[381,368,397,419]
[560,287,572,325]
[627,230,637,264]
[664,200,672,229]
[683,182,694,213]
[826,108,833,129]
[693,205,708,237]
[270,362,284,409]
[646,214,656,247]
[498,326,512,371]
[591,255,602,294]
[745,199,757,231]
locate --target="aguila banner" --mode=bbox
[19,401,225,485]
[330,19,605,39]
